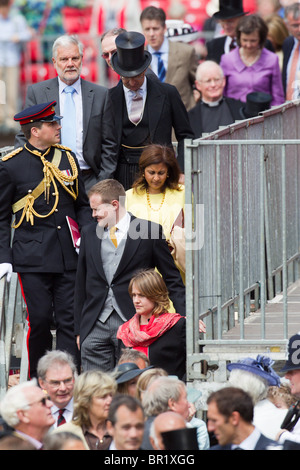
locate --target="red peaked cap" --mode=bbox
[14,101,62,125]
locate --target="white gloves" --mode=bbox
[0,263,13,282]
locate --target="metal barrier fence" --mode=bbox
[184,101,300,385]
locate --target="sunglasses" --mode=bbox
[28,395,51,407]
[101,50,117,59]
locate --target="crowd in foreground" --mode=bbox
[0,330,300,451]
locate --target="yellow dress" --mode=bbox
[126,185,185,284]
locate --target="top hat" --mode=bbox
[114,362,153,384]
[213,0,247,20]
[227,355,280,386]
[239,92,272,119]
[281,332,300,373]
[14,101,62,125]
[161,427,199,450]
[111,31,152,78]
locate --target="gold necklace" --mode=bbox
[146,189,166,212]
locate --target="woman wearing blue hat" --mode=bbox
[227,355,287,440]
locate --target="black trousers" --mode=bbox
[19,270,79,378]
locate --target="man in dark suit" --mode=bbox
[0,102,93,378]
[15,34,118,191]
[205,0,248,64]
[282,3,300,100]
[207,387,280,450]
[74,179,186,371]
[188,60,243,138]
[109,31,194,189]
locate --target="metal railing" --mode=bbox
[185,101,300,384]
[0,147,28,397]
[0,276,28,398]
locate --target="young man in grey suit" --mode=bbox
[15,35,118,191]
[74,179,186,372]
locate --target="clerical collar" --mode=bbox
[202,97,224,107]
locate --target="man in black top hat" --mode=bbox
[109,31,194,189]
[206,0,248,64]
[0,101,92,378]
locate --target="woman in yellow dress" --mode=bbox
[126,144,185,282]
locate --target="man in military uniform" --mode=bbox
[0,101,93,378]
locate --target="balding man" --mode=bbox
[188,60,243,138]
[149,411,186,450]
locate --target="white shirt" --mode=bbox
[231,426,261,450]
[104,211,131,245]
[59,77,87,169]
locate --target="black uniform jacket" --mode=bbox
[0,143,93,272]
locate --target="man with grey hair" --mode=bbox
[141,376,209,450]
[37,350,77,428]
[188,60,243,138]
[0,379,55,449]
[15,34,118,191]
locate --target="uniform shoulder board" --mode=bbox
[54,144,72,151]
[1,147,23,161]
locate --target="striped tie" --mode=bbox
[57,408,66,426]
[154,52,166,82]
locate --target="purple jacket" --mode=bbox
[220,47,285,106]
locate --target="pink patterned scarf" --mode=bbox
[117,312,183,348]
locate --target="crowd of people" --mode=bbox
[1,0,300,452]
[1,338,300,450]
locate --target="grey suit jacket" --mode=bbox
[148,40,198,111]
[15,77,118,180]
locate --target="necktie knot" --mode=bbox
[64,86,75,94]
